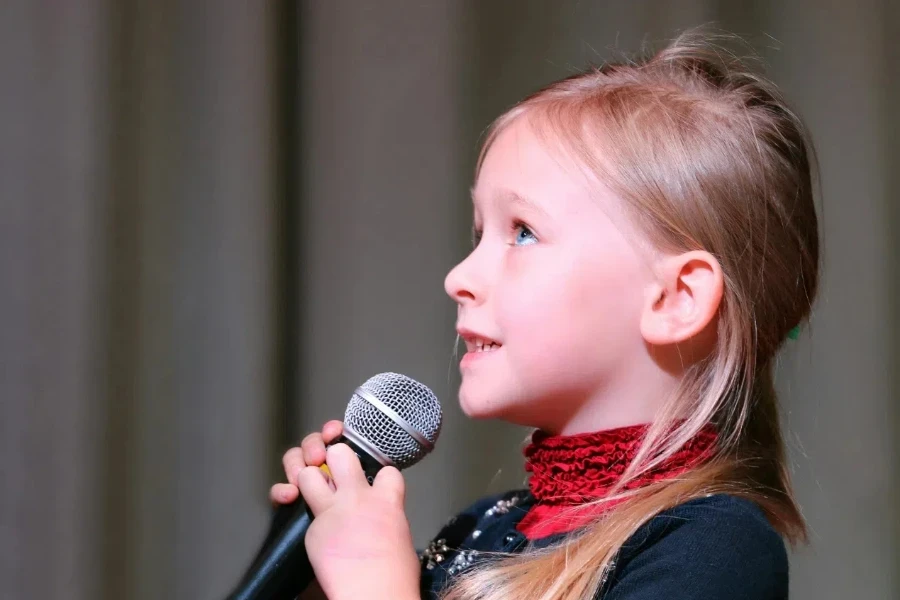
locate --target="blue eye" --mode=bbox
[512,222,537,246]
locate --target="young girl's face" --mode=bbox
[445,117,659,434]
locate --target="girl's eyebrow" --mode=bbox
[470,186,550,219]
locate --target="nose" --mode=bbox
[444,251,482,306]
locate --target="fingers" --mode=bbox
[297,465,335,516]
[282,447,305,486]
[300,421,345,471]
[301,433,327,471]
[270,482,300,505]
[295,445,404,519]
[321,420,344,444]
[325,444,368,490]
[372,466,406,507]
[278,421,346,504]
[283,421,345,485]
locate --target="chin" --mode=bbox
[458,392,538,430]
[458,393,488,419]
[458,388,504,420]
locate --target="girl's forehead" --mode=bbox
[478,119,565,178]
[477,116,624,209]
[473,119,655,259]
[470,186,550,217]
[473,130,584,211]
[473,155,614,226]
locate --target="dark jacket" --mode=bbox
[419,491,788,599]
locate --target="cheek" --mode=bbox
[493,253,557,332]
[573,256,646,333]
[498,248,645,364]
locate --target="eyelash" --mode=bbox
[509,220,537,246]
[470,220,537,248]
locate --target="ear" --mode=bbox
[640,251,723,345]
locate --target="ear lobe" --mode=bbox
[640,251,723,346]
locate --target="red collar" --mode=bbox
[516,423,718,539]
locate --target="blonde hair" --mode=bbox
[442,29,819,600]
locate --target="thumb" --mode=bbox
[372,466,405,507]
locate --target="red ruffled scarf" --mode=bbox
[516,423,718,539]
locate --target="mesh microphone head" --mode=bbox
[342,372,442,470]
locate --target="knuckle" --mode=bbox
[301,433,322,448]
[297,465,320,485]
[283,448,301,464]
[282,449,303,478]
[328,443,354,463]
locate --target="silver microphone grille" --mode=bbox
[342,372,442,470]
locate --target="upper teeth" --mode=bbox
[475,338,499,352]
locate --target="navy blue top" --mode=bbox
[419,491,788,599]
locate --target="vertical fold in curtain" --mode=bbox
[1,2,285,599]
[0,3,110,599]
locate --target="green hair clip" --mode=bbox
[787,325,801,340]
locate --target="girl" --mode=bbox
[270,30,819,600]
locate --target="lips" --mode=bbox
[457,327,503,356]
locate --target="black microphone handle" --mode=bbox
[225,436,385,600]
[226,499,314,600]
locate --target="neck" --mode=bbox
[547,357,682,436]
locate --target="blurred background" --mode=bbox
[1,1,897,599]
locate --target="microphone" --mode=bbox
[225,372,443,600]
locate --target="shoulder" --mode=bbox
[447,489,528,527]
[426,490,528,549]
[634,493,785,549]
[604,494,788,600]
[420,490,530,598]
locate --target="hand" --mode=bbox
[270,422,343,600]
[270,420,345,505]
[298,443,421,600]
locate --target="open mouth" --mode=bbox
[473,338,501,352]
[464,336,502,353]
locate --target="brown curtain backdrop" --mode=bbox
[1,3,281,599]
[1,2,896,599]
